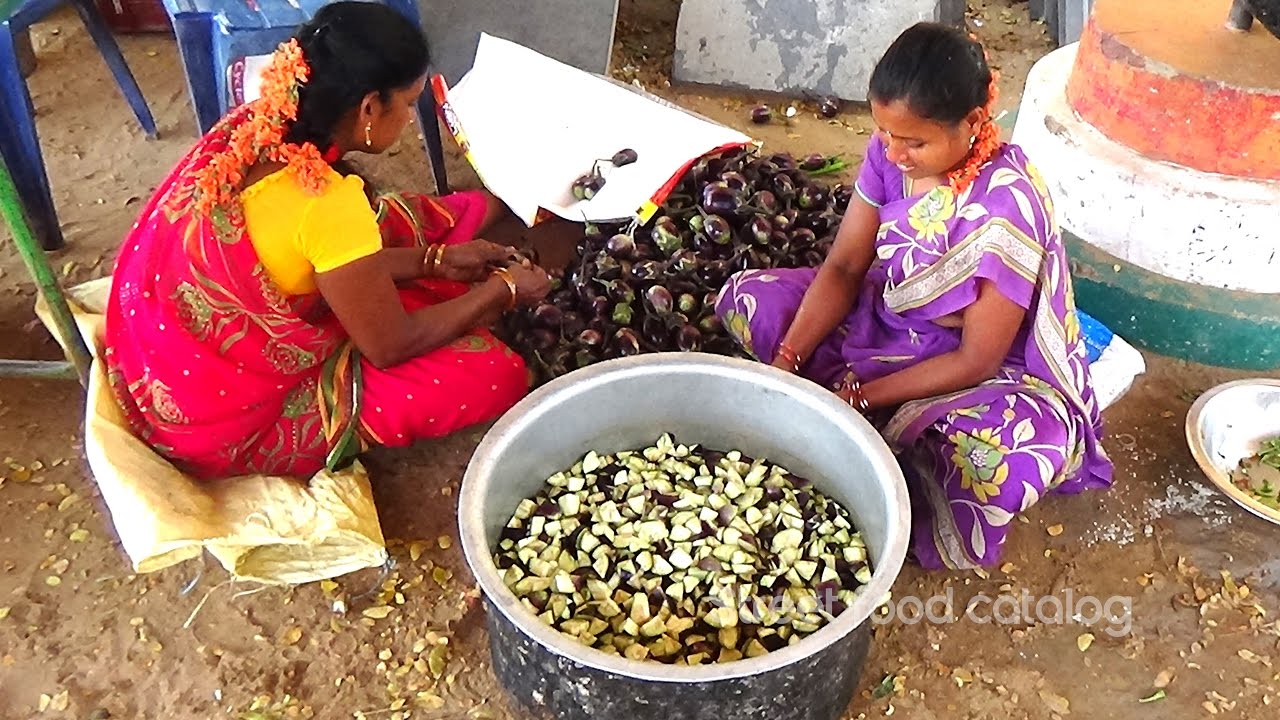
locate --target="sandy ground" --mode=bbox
[2,1,1279,718]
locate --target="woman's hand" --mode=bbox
[770,355,797,373]
[503,263,553,306]
[772,196,881,368]
[435,240,516,282]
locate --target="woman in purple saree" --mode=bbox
[716,24,1114,570]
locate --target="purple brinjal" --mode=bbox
[651,216,684,256]
[612,148,639,166]
[613,328,642,356]
[746,216,772,245]
[832,184,854,214]
[818,95,842,118]
[750,105,772,124]
[768,153,797,171]
[645,285,675,316]
[533,303,563,329]
[790,228,818,249]
[772,173,795,199]
[797,185,829,211]
[703,215,733,245]
[573,172,605,201]
[799,153,827,172]
[698,314,724,335]
[606,233,637,260]
[750,190,780,215]
[720,171,750,193]
[674,324,702,352]
[642,315,668,347]
[668,249,699,275]
[630,259,665,282]
[588,294,611,320]
[701,185,743,216]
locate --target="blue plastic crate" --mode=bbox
[159,0,449,191]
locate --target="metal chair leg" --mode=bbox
[169,12,221,134]
[0,21,64,251]
[68,0,158,138]
[416,96,450,195]
[0,154,92,386]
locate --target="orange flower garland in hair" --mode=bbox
[192,39,332,217]
[947,60,1003,195]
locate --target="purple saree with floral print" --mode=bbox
[716,134,1114,569]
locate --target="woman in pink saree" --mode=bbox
[104,3,552,480]
[716,24,1114,569]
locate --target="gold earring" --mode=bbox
[365,123,373,148]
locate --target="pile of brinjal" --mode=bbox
[499,148,855,385]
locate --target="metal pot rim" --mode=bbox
[1185,378,1280,526]
[459,353,910,683]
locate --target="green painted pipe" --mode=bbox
[0,154,92,385]
[0,360,79,380]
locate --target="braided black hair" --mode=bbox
[285,1,430,150]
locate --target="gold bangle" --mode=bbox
[430,244,446,276]
[422,244,439,277]
[490,267,518,310]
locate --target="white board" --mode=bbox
[438,33,753,226]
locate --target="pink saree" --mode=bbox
[104,104,526,480]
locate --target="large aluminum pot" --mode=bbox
[459,353,910,720]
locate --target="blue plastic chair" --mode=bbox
[0,0,157,251]
[161,0,450,193]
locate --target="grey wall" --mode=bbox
[1032,0,1095,46]
[672,0,944,102]
[418,0,621,86]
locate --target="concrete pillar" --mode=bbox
[673,0,943,101]
[1012,0,1280,369]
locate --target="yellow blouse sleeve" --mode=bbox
[298,176,384,273]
